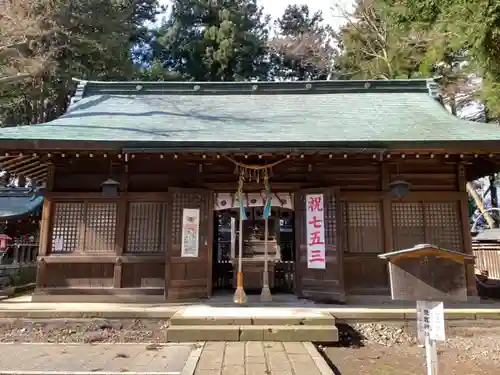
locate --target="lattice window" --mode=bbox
[51,203,84,253]
[392,202,425,251]
[126,202,168,253]
[424,202,462,251]
[343,202,383,253]
[50,202,117,253]
[84,203,118,253]
[324,193,337,251]
[392,201,462,252]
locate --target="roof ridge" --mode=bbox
[66,78,89,112]
[69,77,434,98]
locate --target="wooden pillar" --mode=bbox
[113,164,128,288]
[36,161,54,290]
[457,164,478,299]
[381,163,393,253]
[36,199,52,289]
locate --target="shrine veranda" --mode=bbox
[0,78,499,303]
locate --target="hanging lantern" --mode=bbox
[101,178,120,197]
[0,234,11,253]
[389,179,410,198]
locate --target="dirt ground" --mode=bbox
[320,324,500,375]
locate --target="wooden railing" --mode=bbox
[0,238,39,288]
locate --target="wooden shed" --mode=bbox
[378,244,474,302]
[0,78,497,303]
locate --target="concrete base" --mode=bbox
[260,285,272,302]
[165,307,338,343]
[166,325,339,342]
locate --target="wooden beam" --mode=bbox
[36,199,52,290]
[10,161,44,175]
[458,164,478,299]
[0,156,15,162]
[35,287,164,296]
[38,200,52,257]
[113,199,128,288]
[0,155,28,169]
[31,172,47,182]
[3,156,39,173]
[38,255,165,264]
[18,163,46,178]
[381,163,393,254]
[341,191,464,201]
[46,164,55,190]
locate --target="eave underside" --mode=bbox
[0,141,500,184]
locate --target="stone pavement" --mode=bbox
[194,342,332,375]
[0,342,332,375]
[0,343,197,374]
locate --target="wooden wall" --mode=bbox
[34,153,474,301]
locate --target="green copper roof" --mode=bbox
[1,79,500,148]
[0,188,43,220]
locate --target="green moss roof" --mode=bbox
[1,78,500,149]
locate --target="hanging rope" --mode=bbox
[224,155,287,183]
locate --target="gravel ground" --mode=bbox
[319,322,500,375]
[1,318,499,374]
[0,319,169,343]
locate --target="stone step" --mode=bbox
[169,307,336,327]
[165,324,339,342]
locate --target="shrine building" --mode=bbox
[0,78,498,303]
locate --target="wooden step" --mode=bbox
[165,324,339,342]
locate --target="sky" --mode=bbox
[157,0,354,30]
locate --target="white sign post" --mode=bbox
[417,301,445,375]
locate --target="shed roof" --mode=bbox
[378,244,474,261]
[0,188,43,220]
[1,78,500,149]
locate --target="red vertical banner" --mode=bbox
[306,194,326,269]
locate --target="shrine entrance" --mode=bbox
[212,193,296,296]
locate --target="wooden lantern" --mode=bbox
[101,178,120,197]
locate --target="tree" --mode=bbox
[389,0,496,119]
[0,0,160,126]
[332,0,427,80]
[156,0,270,81]
[0,0,60,86]
[270,5,335,81]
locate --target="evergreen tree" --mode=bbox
[156,0,270,81]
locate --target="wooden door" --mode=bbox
[165,188,214,301]
[294,187,346,303]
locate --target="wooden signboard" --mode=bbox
[378,244,474,302]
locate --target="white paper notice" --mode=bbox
[305,194,326,269]
[181,208,200,258]
[54,236,64,252]
[417,300,446,342]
